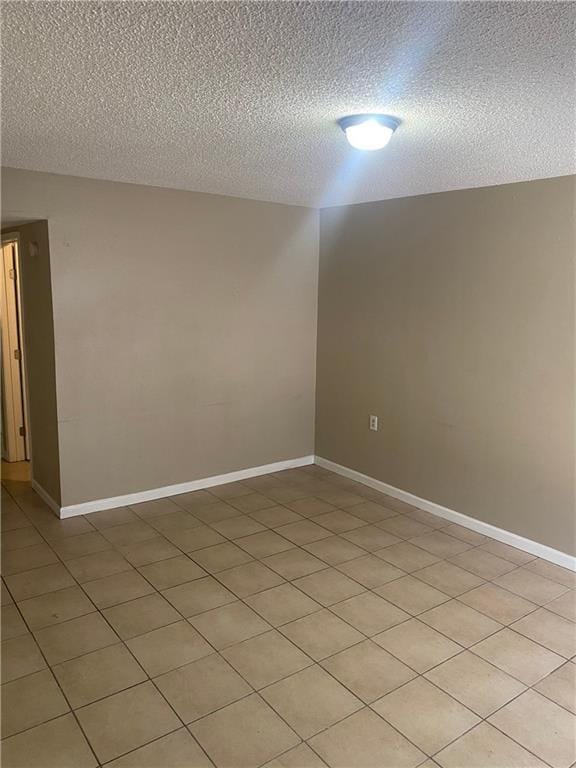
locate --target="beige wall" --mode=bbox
[317,176,575,555]
[2,168,318,505]
[2,220,61,503]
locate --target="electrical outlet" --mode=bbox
[369,414,378,431]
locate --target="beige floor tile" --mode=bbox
[322,640,416,702]
[414,561,485,598]
[156,652,251,722]
[119,534,181,566]
[190,541,254,573]
[2,579,14,605]
[377,515,435,540]
[18,585,95,629]
[39,517,95,541]
[1,668,70,737]
[489,689,576,768]
[190,693,299,768]
[148,510,202,534]
[285,497,337,518]
[52,531,112,560]
[1,542,58,575]
[102,592,181,639]
[165,523,226,551]
[478,540,537,565]
[409,531,472,558]
[405,509,448,529]
[76,681,180,763]
[494,568,570,605]
[222,629,311,689]
[34,611,119,664]
[534,662,576,714]
[87,507,139,529]
[281,608,364,660]
[263,548,327,580]
[425,650,526,717]
[332,591,410,635]
[1,604,28,639]
[129,497,183,519]
[262,665,362,739]
[340,525,400,552]
[138,554,206,589]
[126,619,212,677]
[546,590,576,622]
[1,633,46,682]
[229,493,277,513]
[511,607,576,658]
[209,481,252,500]
[192,501,243,524]
[435,722,547,767]
[2,527,44,550]
[100,521,157,548]
[337,554,405,589]
[440,523,488,546]
[377,542,440,572]
[473,628,565,685]
[373,618,462,673]
[524,559,576,589]
[6,563,75,600]
[264,485,310,504]
[170,489,219,510]
[311,509,366,533]
[276,520,333,545]
[211,515,267,538]
[373,676,480,754]
[458,583,537,624]
[107,728,213,768]
[262,742,327,768]
[162,576,237,616]
[309,707,426,768]
[420,600,502,647]
[236,530,294,558]
[82,569,154,608]
[53,642,146,707]
[293,568,365,606]
[303,536,366,565]
[376,575,450,616]
[347,501,398,523]
[65,549,133,583]
[0,713,97,768]
[250,505,303,528]
[217,561,285,597]
[246,583,321,626]
[316,489,365,508]
[189,600,270,649]
[449,548,518,580]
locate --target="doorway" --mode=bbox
[1,234,31,470]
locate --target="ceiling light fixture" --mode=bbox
[338,114,400,151]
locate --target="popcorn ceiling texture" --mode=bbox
[1,1,574,207]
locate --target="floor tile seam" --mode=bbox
[0,593,102,766]
[464,628,569,686]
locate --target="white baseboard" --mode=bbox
[31,479,60,517]
[57,455,315,519]
[315,456,576,572]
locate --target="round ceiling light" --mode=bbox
[338,114,400,151]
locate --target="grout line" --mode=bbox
[1,472,573,768]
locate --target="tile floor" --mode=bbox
[1,463,575,768]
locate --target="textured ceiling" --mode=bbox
[2,1,575,207]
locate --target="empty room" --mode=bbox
[0,2,574,767]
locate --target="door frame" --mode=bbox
[1,233,31,462]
